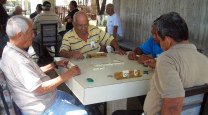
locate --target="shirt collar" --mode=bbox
[72,27,91,40]
[7,42,31,58]
[171,43,197,50]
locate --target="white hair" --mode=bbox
[6,15,31,38]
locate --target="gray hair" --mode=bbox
[6,15,31,38]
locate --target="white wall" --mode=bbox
[30,0,42,13]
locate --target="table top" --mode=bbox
[55,53,154,105]
[57,53,153,89]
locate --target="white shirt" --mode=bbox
[107,13,123,37]
[0,42,57,115]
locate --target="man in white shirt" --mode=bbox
[106,4,123,42]
[1,15,87,115]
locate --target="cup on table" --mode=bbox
[106,45,112,53]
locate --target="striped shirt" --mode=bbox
[33,11,62,34]
[60,25,114,54]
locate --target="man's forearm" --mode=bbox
[40,63,55,73]
[161,97,183,115]
[34,71,73,95]
[59,50,73,58]
[134,48,143,55]
[110,39,120,50]
[113,26,118,40]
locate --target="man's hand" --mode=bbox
[128,51,137,60]
[144,58,156,69]
[137,54,153,64]
[114,48,126,55]
[110,39,126,55]
[64,65,81,80]
[69,65,81,76]
[71,51,84,59]
[55,59,69,68]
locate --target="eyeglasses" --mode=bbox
[76,23,89,29]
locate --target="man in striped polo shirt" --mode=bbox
[60,11,126,59]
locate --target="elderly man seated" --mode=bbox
[1,15,87,115]
[143,12,208,115]
[59,11,126,59]
[128,21,163,68]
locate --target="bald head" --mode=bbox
[73,11,88,23]
[73,11,89,36]
[14,6,22,15]
[106,4,114,15]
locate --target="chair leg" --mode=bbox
[55,45,58,57]
[200,93,208,115]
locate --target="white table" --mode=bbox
[56,53,153,114]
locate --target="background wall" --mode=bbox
[113,0,208,55]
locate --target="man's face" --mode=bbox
[74,16,89,36]
[36,7,41,13]
[105,5,112,15]
[151,26,160,44]
[69,3,75,10]
[105,6,110,15]
[20,22,34,48]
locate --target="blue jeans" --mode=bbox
[42,90,87,115]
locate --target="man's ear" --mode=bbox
[72,22,75,27]
[164,36,172,44]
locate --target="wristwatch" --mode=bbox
[53,61,58,68]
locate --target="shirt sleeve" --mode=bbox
[98,29,114,46]
[15,61,44,92]
[154,53,185,98]
[113,15,119,27]
[33,15,39,30]
[139,36,153,55]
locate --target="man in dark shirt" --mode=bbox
[0,0,9,57]
[65,1,79,31]
[0,0,9,31]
